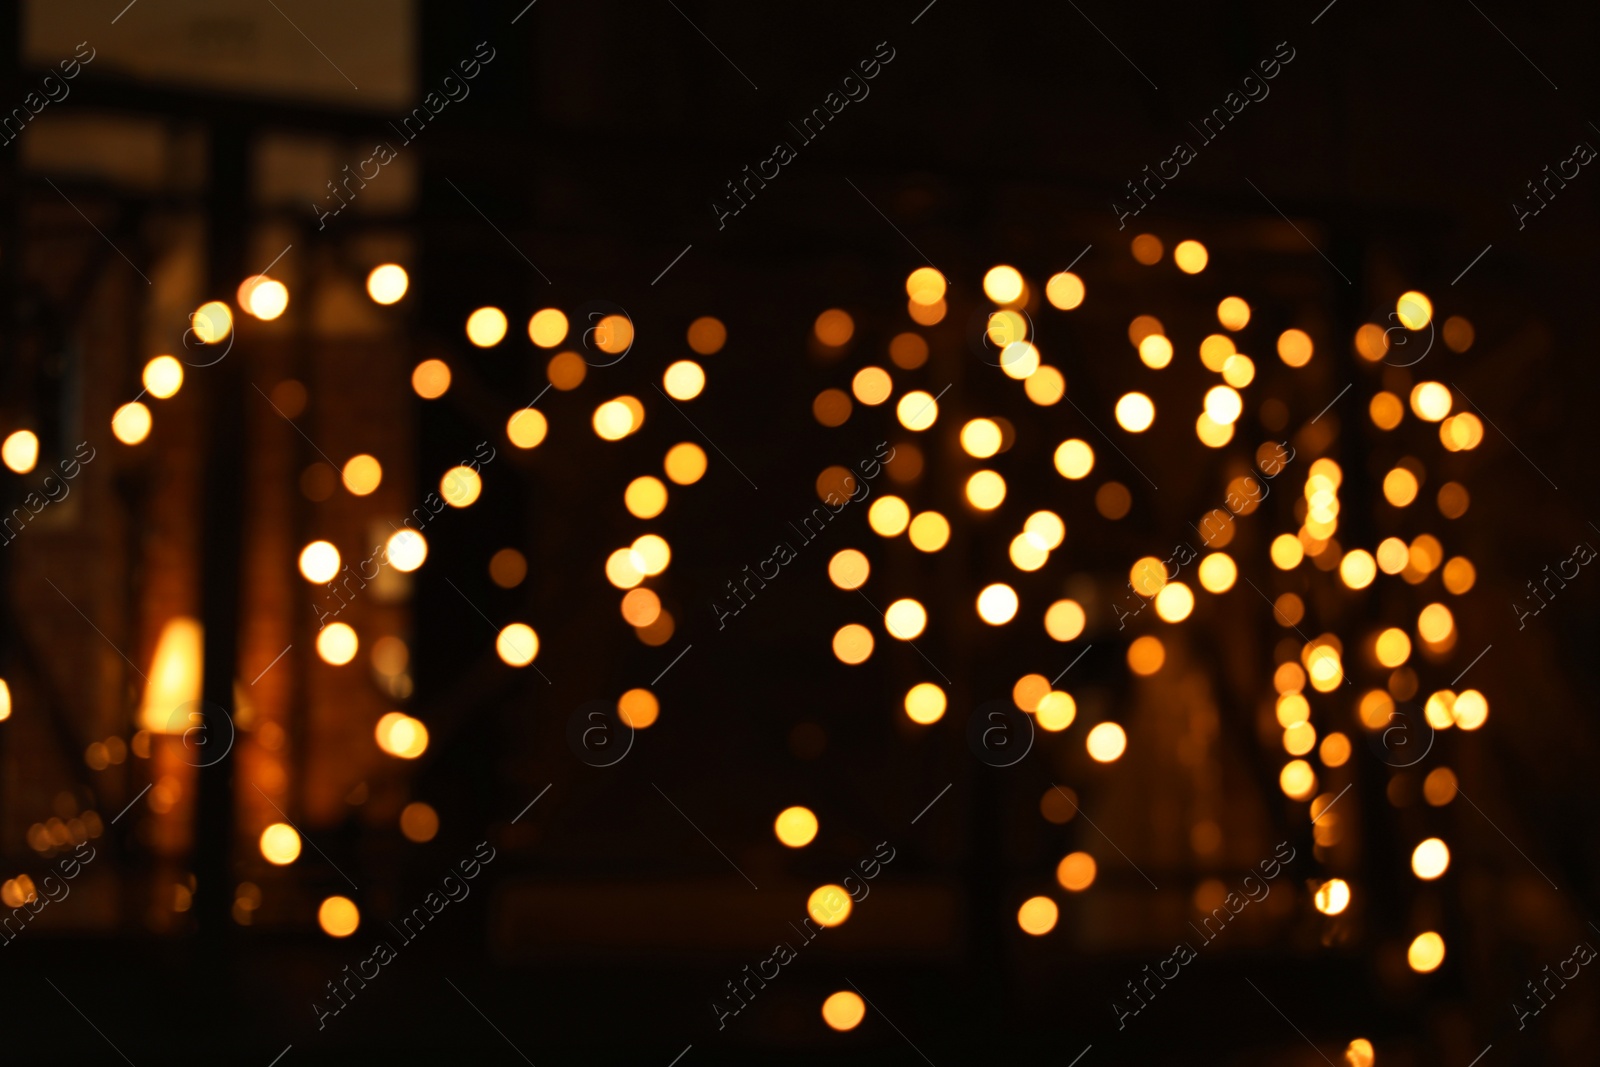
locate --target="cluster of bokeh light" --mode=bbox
[799,232,1487,1042]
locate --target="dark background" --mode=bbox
[1,1,1597,1064]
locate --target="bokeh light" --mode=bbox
[112,403,153,445]
[1087,722,1127,762]
[465,306,508,347]
[976,583,1019,625]
[775,806,819,848]
[821,991,866,1031]
[259,823,301,865]
[318,896,360,938]
[904,683,947,724]
[1408,931,1446,973]
[367,264,409,304]
[528,308,568,347]
[496,624,539,666]
[1174,240,1208,273]
[2,431,39,474]
[1016,895,1058,935]
[143,355,184,398]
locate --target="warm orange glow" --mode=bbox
[908,512,950,552]
[1340,549,1377,589]
[1056,851,1097,891]
[1397,291,1433,330]
[1013,673,1050,713]
[1036,691,1076,731]
[1383,467,1419,507]
[547,351,586,390]
[884,598,927,640]
[192,301,233,343]
[375,711,429,758]
[625,476,669,519]
[1270,534,1305,570]
[896,390,938,431]
[906,267,947,306]
[664,442,707,485]
[241,276,289,320]
[1314,878,1350,915]
[1174,239,1208,273]
[400,802,440,843]
[663,360,706,400]
[316,623,359,665]
[593,398,642,440]
[1319,732,1351,767]
[904,683,947,724]
[1086,722,1127,762]
[496,624,539,666]
[1127,636,1164,675]
[1197,552,1237,593]
[387,529,427,572]
[1154,581,1194,622]
[1199,333,1235,371]
[976,583,1019,625]
[412,359,452,399]
[1044,599,1086,641]
[999,341,1040,380]
[814,309,854,346]
[299,540,341,583]
[821,990,866,1031]
[908,297,946,325]
[260,823,301,865]
[1054,439,1094,479]
[775,806,819,847]
[966,470,1006,510]
[1217,296,1250,330]
[688,316,727,354]
[1046,271,1085,309]
[1279,759,1317,800]
[318,896,360,938]
[1277,329,1313,367]
[465,307,508,347]
[440,465,483,507]
[367,264,409,304]
[1408,931,1446,973]
[1412,838,1450,880]
[1417,602,1454,643]
[1139,334,1174,369]
[983,265,1025,304]
[617,687,659,729]
[342,454,382,496]
[832,624,874,665]
[1024,511,1065,550]
[143,355,184,399]
[138,618,203,731]
[632,534,670,576]
[111,403,152,445]
[1410,382,1452,421]
[528,308,568,347]
[1025,365,1066,405]
[1017,895,1059,935]
[1204,386,1243,425]
[1221,354,1255,388]
[808,884,852,926]
[868,495,911,537]
[828,549,870,590]
[961,418,1003,459]
[0,431,38,473]
[1115,392,1155,432]
[507,408,548,450]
